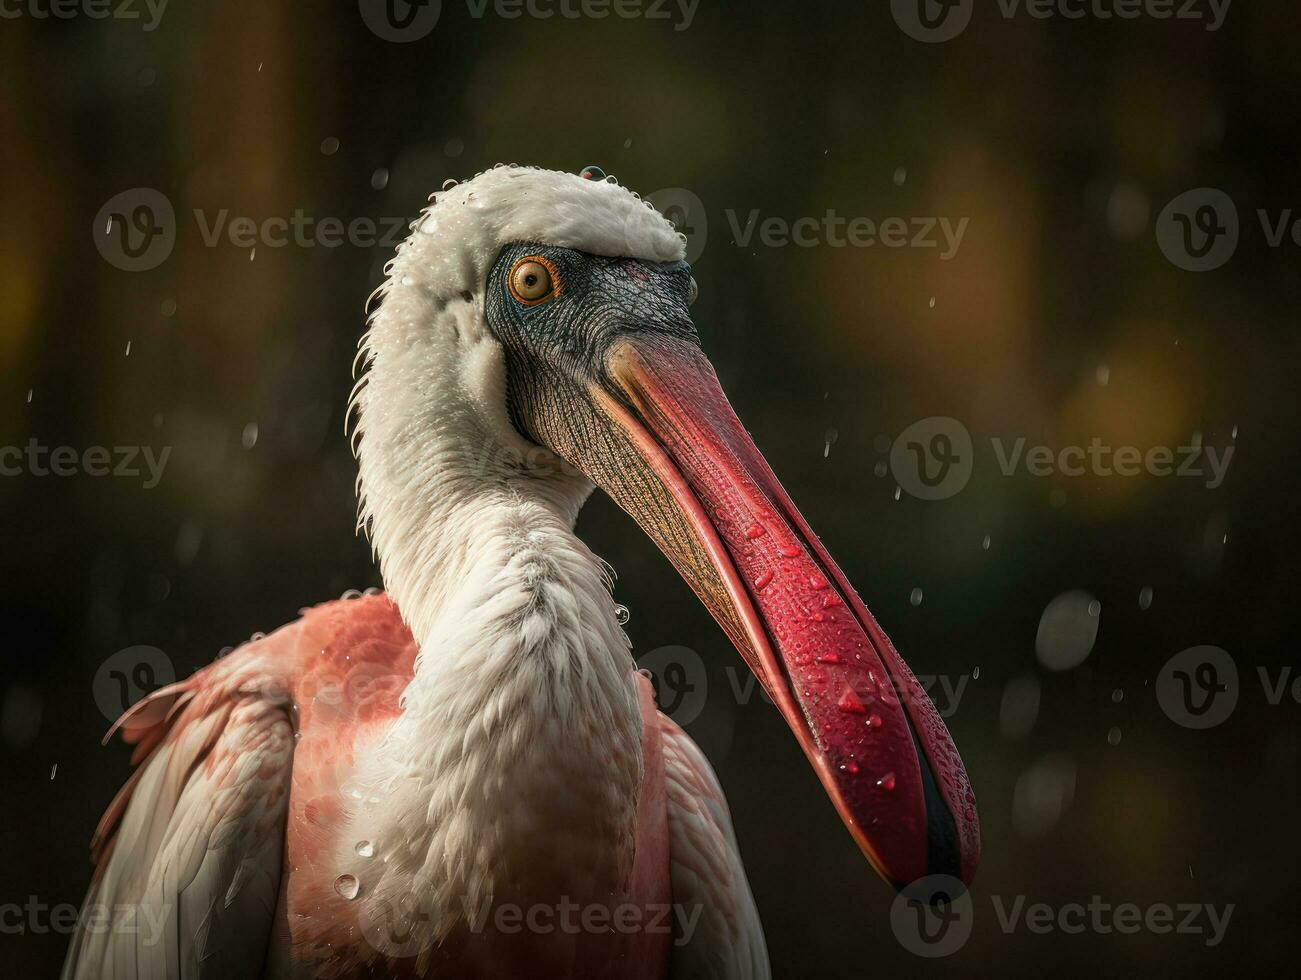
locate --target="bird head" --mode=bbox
[356,164,980,891]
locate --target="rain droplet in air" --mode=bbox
[50,763,57,780]
[909,588,924,607]
[893,167,907,186]
[823,428,839,458]
[893,486,902,501]
[1138,586,1153,610]
[1111,688,1124,703]
[1096,364,1110,386]
[928,296,937,309]
[334,874,360,900]
[1106,726,1122,746]
[1000,675,1040,739]
[124,341,132,356]
[371,168,390,191]
[320,137,340,156]
[241,422,259,449]
[1012,754,1076,837]
[1035,591,1101,671]
[982,534,991,551]
[26,389,33,404]
[355,840,375,858]
[874,460,888,478]
[614,604,631,626]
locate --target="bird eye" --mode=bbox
[688,276,699,306]
[509,257,558,306]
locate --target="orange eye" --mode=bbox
[508,256,559,306]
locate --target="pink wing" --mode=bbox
[658,715,770,980]
[61,594,417,980]
[60,663,295,979]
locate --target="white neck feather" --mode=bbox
[347,294,643,936]
[339,165,683,937]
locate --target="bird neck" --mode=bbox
[357,485,645,932]
[350,304,645,924]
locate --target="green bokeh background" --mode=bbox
[3,1,1299,976]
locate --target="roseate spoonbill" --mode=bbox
[62,165,979,979]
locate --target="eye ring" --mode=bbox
[508,255,560,306]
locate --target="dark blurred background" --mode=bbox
[3,1,1299,976]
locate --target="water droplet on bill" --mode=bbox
[334,874,360,900]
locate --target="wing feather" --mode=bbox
[62,686,294,980]
[660,716,770,980]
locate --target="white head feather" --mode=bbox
[350,165,684,643]
[342,167,686,939]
